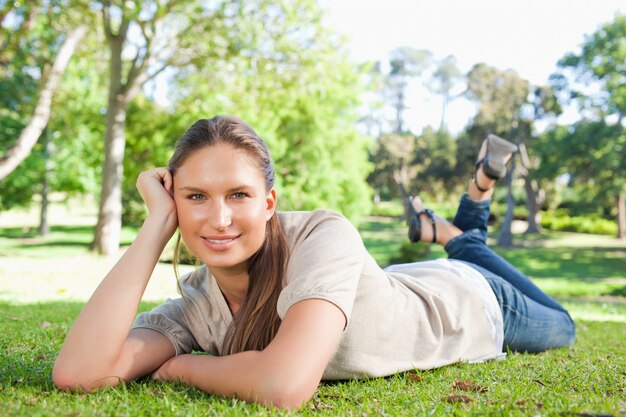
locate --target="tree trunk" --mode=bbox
[497,160,515,247]
[524,177,544,234]
[92,28,127,256]
[617,191,626,240]
[439,93,448,131]
[38,129,52,236]
[0,25,87,180]
[394,170,409,221]
[92,94,127,255]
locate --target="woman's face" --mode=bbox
[173,143,276,275]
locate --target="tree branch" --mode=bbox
[0,25,88,181]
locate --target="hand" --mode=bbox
[151,355,181,382]
[136,168,178,235]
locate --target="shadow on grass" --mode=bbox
[0,225,96,238]
[494,246,626,281]
[0,225,136,256]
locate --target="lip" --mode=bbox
[201,234,240,251]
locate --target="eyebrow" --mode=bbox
[177,184,255,193]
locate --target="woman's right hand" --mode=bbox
[136,167,178,234]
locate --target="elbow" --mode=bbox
[264,390,314,410]
[51,363,82,392]
[52,361,120,393]
[257,378,317,410]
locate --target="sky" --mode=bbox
[320,0,625,133]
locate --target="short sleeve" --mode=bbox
[277,210,365,327]
[133,297,199,356]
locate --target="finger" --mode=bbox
[163,169,173,195]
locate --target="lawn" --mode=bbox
[0,204,625,416]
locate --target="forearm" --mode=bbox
[164,352,311,409]
[55,214,175,381]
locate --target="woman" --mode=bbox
[53,116,575,409]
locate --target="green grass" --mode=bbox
[0,206,625,416]
[0,224,138,258]
[1,300,625,416]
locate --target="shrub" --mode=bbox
[540,211,617,235]
[369,201,404,218]
[388,241,430,264]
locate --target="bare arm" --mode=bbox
[53,168,179,391]
[152,298,345,409]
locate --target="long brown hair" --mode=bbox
[168,116,289,354]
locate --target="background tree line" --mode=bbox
[1,1,624,255]
[366,14,625,244]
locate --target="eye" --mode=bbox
[230,191,248,200]
[187,193,205,201]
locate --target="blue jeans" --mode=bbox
[444,194,576,353]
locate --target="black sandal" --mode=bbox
[407,197,437,243]
[472,134,518,192]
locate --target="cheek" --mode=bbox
[175,203,203,233]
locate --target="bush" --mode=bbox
[540,211,617,235]
[388,241,430,264]
[369,201,404,217]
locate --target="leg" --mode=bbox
[410,196,571,313]
[445,231,570,313]
[467,262,576,352]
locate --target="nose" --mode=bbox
[209,200,232,231]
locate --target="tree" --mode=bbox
[537,121,625,238]
[385,47,432,134]
[92,0,230,254]
[552,13,626,238]
[0,2,87,180]
[171,0,371,223]
[368,133,416,206]
[464,63,531,247]
[413,127,460,199]
[429,55,463,131]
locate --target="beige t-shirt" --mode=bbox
[134,209,503,380]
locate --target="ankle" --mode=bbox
[470,167,495,201]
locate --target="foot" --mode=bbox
[407,197,462,246]
[472,134,518,192]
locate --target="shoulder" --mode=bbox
[277,209,356,235]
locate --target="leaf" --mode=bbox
[443,395,473,404]
[515,399,544,408]
[452,380,487,393]
[407,373,423,382]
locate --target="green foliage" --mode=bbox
[388,241,431,265]
[369,201,404,218]
[122,97,187,225]
[556,13,626,120]
[540,211,617,235]
[173,0,371,223]
[0,1,100,211]
[367,133,416,199]
[0,141,44,211]
[536,120,625,218]
[464,63,530,138]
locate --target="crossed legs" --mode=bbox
[407,139,575,352]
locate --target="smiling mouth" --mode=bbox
[201,235,241,249]
[205,237,236,244]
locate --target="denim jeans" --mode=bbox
[444,194,576,353]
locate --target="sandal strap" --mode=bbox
[472,159,494,193]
